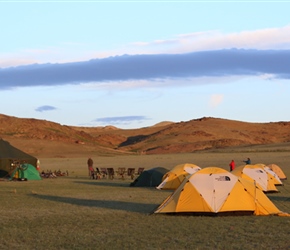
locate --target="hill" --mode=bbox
[0,114,290,157]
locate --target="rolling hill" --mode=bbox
[1,114,290,158]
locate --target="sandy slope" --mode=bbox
[1,114,290,158]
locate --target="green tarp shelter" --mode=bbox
[0,138,37,177]
[130,167,168,187]
[10,163,41,180]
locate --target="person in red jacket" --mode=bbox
[229,160,235,172]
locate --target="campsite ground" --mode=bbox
[1,148,290,249]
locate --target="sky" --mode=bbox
[1,1,290,129]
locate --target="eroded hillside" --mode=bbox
[1,114,290,157]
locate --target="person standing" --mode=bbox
[243,158,251,165]
[229,160,235,172]
[87,157,94,179]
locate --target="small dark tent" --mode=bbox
[0,138,37,177]
[130,167,168,187]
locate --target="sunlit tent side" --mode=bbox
[130,167,168,187]
[156,163,201,190]
[0,138,38,177]
[255,163,283,186]
[153,167,288,216]
[9,163,41,181]
[231,164,278,193]
[267,163,287,180]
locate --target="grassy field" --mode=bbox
[1,150,290,250]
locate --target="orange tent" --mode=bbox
[267,164,287,180]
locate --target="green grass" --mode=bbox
[1,151,290,249]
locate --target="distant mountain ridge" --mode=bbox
[0,114,290,157]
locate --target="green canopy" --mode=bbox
[0,139,37,177]
[10,163,41,181]
[130,167,168,187]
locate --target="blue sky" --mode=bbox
[1,1,290,129]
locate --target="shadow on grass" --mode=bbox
[28,194,158,214]
[73,181,163,190]
[73,180,131,188]
[268,196,290,202]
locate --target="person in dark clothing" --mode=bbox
[87,157,94,179]
[243,157,251,165]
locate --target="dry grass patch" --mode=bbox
[1,151,290,249]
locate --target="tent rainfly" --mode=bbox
[153,167,289,216]
[9,163,41,181]
[255,163,283,186]
[130,167,168,187]
[231,164,279,193]
[156,163,201,190]
[267,164,287,180]
[0,138,37,177]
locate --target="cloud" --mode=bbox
[35,105,57,112]
[136,26,290,53]
[209,94,224,108]
[2,25,290,69]
[93,116,149,125]
[1,49,290,90]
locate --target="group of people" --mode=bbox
[87,157,252,177]
[229,157,251,172]
[40,169,68,178]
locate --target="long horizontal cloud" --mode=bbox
[1,49,290,89]
[93,116,149,125]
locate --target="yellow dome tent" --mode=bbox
[153,167,288,216]
[255,163,283,186]
[231,164,278,193]
[156,163,201,190]
[267,164,287,180]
